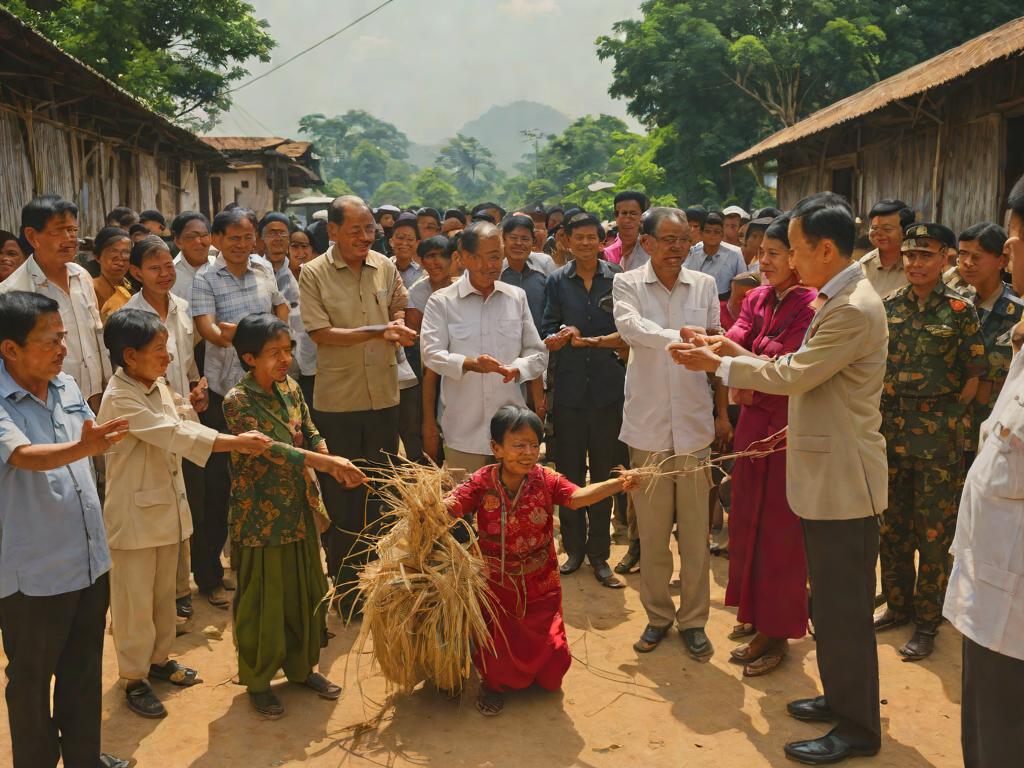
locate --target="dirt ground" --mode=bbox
[0,540,964,768]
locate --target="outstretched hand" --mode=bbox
[79,418,130,456]
[667,342,723,372]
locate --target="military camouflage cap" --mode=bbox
[901,222,956,253]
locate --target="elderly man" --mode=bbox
[674,193,888,765]
[614,206,727,661]
[859,199,915,297]
[0,291,131,768]
[421,220,547,472]
[299,195,415,611]
[190,208,289,608]
[0,196,112,412]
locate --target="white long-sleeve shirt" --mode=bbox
[421,273,548,454]
[613,263,720,454]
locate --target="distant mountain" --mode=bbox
[408,101,572,173]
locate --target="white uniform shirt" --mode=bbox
[944,349,1024,661]
[420,273,548,454]
[171,253,215,302]
[121,291,199,398]
[0,257,112,399]
[613,263,719,453]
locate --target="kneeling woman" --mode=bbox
[447,405,637,715]
[224,314,367,718]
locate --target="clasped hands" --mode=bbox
[667,327,741,372]
[544,326,603,350]
[465,354,519,383]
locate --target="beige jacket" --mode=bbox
[97,369,217,550]
[724,271,889,520]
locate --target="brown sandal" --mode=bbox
[475,686,504,716]
[729,642,765,664]
[744,647,788,677]
[728,622,755,641]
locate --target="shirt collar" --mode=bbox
[112,367,162,395]
[819,260,863,300]
[327,245,381,271]
[456,271,515,299]
[0,361,65,402]
[566,259,616,279]
[641,260,696,286]
[238,370,287,400]
[25,256,84,287]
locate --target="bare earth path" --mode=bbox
[0,545,963,767]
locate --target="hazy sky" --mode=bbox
[215,0,644,143]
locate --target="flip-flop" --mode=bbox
[301,672,342,700]
[475,687,504,716]
[744,652,786,677]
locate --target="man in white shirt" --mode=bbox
[613,207,726,661]
[421,221,548,472]
[858,199,914,297]
[0,195,112,411]
[684,210,747,299]
[170,211,215,302]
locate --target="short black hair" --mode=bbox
[564,212,602,237]
[418,235,451,259]
[868,199,915,229]
[763,215,792,249]
[327,195,370,226]
[392,216,420,237]
[170,211,209,239]
[446,232,462,259]
[684,205,707,227]
[0,229,17,248]
[501,214,534,237]
[104,309,167,370]
[490,404,543,444]
[416,207,442,225]
[139,209,166,227]
[959,222,1008,256]
[460,221,499,254]
[212,208,255,236]
[0,291,60,347]
[21,195,78,233]
[233,313,291,372]
[443,208,467,225]
[93,227,130,257]
[106,206,138,228]
[702,211,725,230]
[130,235,171,268]
[128,223,150,238]
[1008,173,1024,217]
[752,206,783,220]
[545,206,564,227]
[472,202,505,218]
[614,190,649,212]
[642,207,688,236]
[790,192,856,258]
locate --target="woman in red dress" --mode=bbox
[712,215,818,676]
[447,405,636,715]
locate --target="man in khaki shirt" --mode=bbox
[858,199,915,297]
[299,195,415,608]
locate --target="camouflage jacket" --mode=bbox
[882,282,986,461]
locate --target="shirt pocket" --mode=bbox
[492,318,522,359]
[134,484,178,508]
[682,305,708,328]
[788,434,832,453]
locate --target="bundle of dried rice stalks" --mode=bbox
[351,461,495,694]
[628,427,789,490]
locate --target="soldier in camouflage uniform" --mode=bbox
[874,223,986,661]
[954,222,1022,462]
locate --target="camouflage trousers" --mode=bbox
[880,456,965,626]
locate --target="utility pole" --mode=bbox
[520,128,544,177]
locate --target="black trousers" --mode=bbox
[0,574,109,768]
[398,384,423,463]
[962,635,1024,767]
[193,389,230,593]
[314,406,399,595]
[801,516,881,747]
[553,403,624,562]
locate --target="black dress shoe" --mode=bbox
[784,731,879,764]
[614,540,640,574]
[591,559,625,588]
[898,624,937,661]
[559,552,585,575]
[680,627,714,660]
[787,696,836,722]
[125,681,166,719]
[873,608,909,632]
[176,595,193,618]
[633,623,671,653]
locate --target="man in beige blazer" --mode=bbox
[672,192,888,765]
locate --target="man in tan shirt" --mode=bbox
[299,195,415,610]
[858,199,915,297]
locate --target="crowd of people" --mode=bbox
[0,178,1022,768]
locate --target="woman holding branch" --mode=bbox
[223,314,367,719]
[683,215,816,676]
[446,405,638,716]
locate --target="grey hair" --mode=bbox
[459,220,500,254]
[641,206,688,236]
[327,194,371,226]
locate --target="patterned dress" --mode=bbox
[448,464,579,692]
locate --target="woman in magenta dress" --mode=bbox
[447,405,636,715]
[712,215,818,676]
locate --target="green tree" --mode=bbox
[371,180,414,208]
[412,168,459,210]
[436,134,501,200]
[5,0,274,129]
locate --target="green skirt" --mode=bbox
[233,533,329,692]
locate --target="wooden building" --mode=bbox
[200,136,322,216]
[0,7,221,234]
[726,16,1024,233]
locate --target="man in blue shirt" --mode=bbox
[684,210,747,299]
[0,291,131,768]
[542,212,628,588]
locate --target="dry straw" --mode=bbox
[348,461,496,694]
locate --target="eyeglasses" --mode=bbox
[505,235,534,246]
[262,230,289,240]
[652,235,690,247]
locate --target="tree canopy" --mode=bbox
[4,0,274,129]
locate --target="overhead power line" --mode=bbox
[228,0,399,94]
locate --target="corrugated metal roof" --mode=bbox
[725,16,1024,166]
